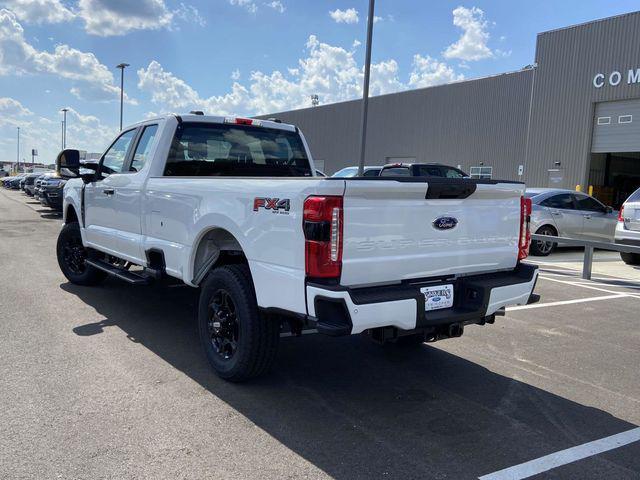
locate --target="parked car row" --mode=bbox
[331,162,467,179]
[1,170,65,212]
[527,187,640,264]
[331,164,639,264]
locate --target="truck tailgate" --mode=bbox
[340,179,524,286]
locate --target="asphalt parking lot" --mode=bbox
[1,187,639,480]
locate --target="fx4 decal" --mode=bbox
[253,197,291,214]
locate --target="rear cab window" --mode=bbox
[164,122,312,177]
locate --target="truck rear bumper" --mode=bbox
[306,263,538,335]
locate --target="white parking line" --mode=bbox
[506,294,628,311]
[539,275,640,299]
[478,427,640,480]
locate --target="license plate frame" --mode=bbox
[420,284,454,312]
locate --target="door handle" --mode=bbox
[103,188,115,196]
[583,214,591,219]
[551,211,561,216]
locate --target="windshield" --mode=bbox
[164,122,312,177]
[333,167,358,177]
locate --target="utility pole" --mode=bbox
[16,127,20,172]
[61,108,68,149]
[357,0,375,177]
[116,63,130,130]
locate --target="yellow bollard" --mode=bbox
[588,185,593,197]
[575,184,582,192]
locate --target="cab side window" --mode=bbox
[541,193,575,210]
[101,129,137,177]
[130,125,158,172]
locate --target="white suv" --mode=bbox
[615,187,640,265]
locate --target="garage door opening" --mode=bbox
[589,152,640,208]
[589,99,640,208]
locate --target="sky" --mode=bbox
[0,0,639,164]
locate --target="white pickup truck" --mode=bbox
[56,113,538,381]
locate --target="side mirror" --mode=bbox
[56,149,86,178]
[79,160,100,183]
[605,206,613,214]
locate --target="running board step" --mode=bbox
[86,259,152,285]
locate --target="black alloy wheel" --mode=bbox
[208,289,239,360]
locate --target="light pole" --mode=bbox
[60,108,68,149]
[357,0,375,177]
[116,63,130,130]
[16,127,20,172]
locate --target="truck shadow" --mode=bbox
[63,281,639,479]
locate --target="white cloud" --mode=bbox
[78,0,173,36]
[3,0,203,35]
[265,1,284,13]
[0,9,132,102]
[0,97,117,162]
[137,35,463,116]
[1,0,74,24]
[230,0,257,14]
[443,6,493,61]
[329,8,358,24]
[0,97,32,126]
[409,54,464,88]
[173,3,206,27]
[231,69,241,80]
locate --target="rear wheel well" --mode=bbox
[192,228,246,285]
[536,224,557,236]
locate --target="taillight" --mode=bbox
[518,196,532,260]
[618,205,625,222]
[303,196,343,279]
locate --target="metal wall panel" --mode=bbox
[259,71,533,178]
[260,11,640,189]
[592,99,640,153]
[526,12,640,188]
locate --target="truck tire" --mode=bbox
[530,225,557,256]
[620,252,640,265]
[56,222,107,286]
[198,264,279,382]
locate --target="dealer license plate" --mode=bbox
[421,284,454,311]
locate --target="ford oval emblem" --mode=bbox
[433,216,458,230]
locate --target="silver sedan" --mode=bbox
[526,188,618,256]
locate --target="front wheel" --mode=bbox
[530,226,557,256]
[620,252,640,266]
[198,264,279,382]
[56,222,107,286]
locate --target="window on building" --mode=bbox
[618,115,633,124]
[469,166,493,179]
[597,116,611,125]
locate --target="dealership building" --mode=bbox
[263,11,640,208]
